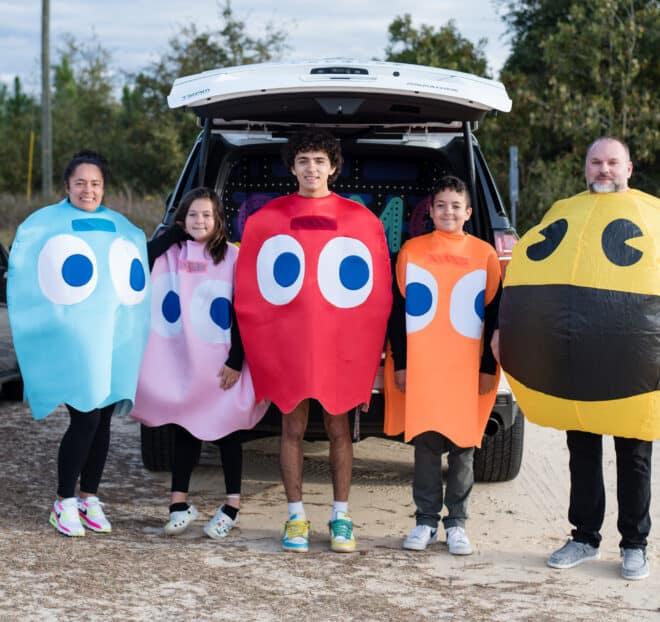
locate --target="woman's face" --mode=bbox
[66,163,104,212]
[184,198,216,243]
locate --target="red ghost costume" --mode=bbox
[385,230,501,446]
[235,193,392,415]
[132,241,267,440]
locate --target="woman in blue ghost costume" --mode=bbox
[7,151,150,537]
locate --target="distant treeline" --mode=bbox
[1,0,657,232]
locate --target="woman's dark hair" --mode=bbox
[174,187,228,264]
[431,175,470,206]
[63,150,110,186]
[282,129,343,184]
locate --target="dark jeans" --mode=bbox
[412,431,474,529]
[171,425,242,495]
[57,404,115,498]
[567,430,652,550]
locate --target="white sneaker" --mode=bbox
[78,496,112,533]
[403,525,438,551]
[50,498,85,537]
[446,526,473,555]
[204,506,238,539]
[164,505,198,535]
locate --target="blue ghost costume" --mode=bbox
[8,199,150,420]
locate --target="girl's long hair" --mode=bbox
[174,187,228,264]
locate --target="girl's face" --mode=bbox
[184,198,216,242]
[66,163,104,212]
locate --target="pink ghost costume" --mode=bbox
[132,240,267,440]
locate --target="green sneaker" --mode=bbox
[282,515,310,552]
[329,512,356,552]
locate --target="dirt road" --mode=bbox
[1,400,658,621]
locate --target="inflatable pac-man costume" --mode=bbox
[384,230,501,446]
[500,189,660,440]
[132,241,267,440]
[235,193,392,415]
[8,199,150,419]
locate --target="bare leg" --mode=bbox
[324,411,352,502]
[280,400,309,502]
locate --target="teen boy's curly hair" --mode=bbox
[431,175,470,205]
[282,129,343,184]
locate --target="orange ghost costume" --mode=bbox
[384,230,501,446]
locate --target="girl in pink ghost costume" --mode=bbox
[133,187,266,538]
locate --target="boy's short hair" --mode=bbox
[431,175,470,205]
[282,129,343,184]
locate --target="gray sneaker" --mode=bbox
[547,539,600,569]
[621,548,649,581]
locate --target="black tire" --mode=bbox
[2,378,23,401]
[140,424,176,471]
[473,412,524,482]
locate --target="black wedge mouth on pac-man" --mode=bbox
[500,284,660,401]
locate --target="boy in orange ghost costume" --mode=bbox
[387,175,501,554]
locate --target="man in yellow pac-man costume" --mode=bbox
[497,137,658,581]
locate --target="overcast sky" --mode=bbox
[2,0,511,93]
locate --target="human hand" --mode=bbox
[479,372,497,395]
[218,365,240,390]
[394,369,406,392]
[490,329,501,364]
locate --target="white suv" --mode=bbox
[141,59,523,482]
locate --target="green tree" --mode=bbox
[0,78,39,194]
[482,0,659,231]
[125,0,289,154]
[385,14,490,76]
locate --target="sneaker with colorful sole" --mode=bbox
[78,496,112,533]
[50,497,85,537]
[282,515,310,552]
[329,512,356,553]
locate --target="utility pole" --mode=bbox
[41,0,53,198]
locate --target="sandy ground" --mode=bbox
[0,400,658,621]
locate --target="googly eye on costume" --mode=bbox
[317,237,373,309]
[190,280,233,344]
[256,234,305,305]
[108,239,147,305]
[450,269,487,339]
[37,234,98,305]
[405,263,438,333]
[151,272,182,338]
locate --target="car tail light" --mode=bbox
[494,229,518,277]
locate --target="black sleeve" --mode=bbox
[388,272,407,371]
[224,305,244,371]
[479,282,502,374]
[146,225,191,271]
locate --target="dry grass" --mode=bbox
[0,192,165,248]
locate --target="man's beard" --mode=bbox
[589,181,623,193]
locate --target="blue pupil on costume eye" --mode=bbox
[339,255,369,290]
[209,297,231,330]
[406,282,433,317]
[474,290,485,321]
[162,291,181,323]
[130,259,146,291]
[273,252,300,287]
[61,254,93,287]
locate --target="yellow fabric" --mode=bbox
[503,189,660,441]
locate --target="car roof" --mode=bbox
[168,58,511,130]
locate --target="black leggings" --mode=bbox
[171,425,242,495]
[57,404,115,498]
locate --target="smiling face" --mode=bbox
[429,188,472,234]
[184,198,216,243]
[585,139,633,193]
[66,163,104,212]
[499,189,660,440]
[291,150,337,198]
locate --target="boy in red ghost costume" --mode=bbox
[235,130,391,553]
